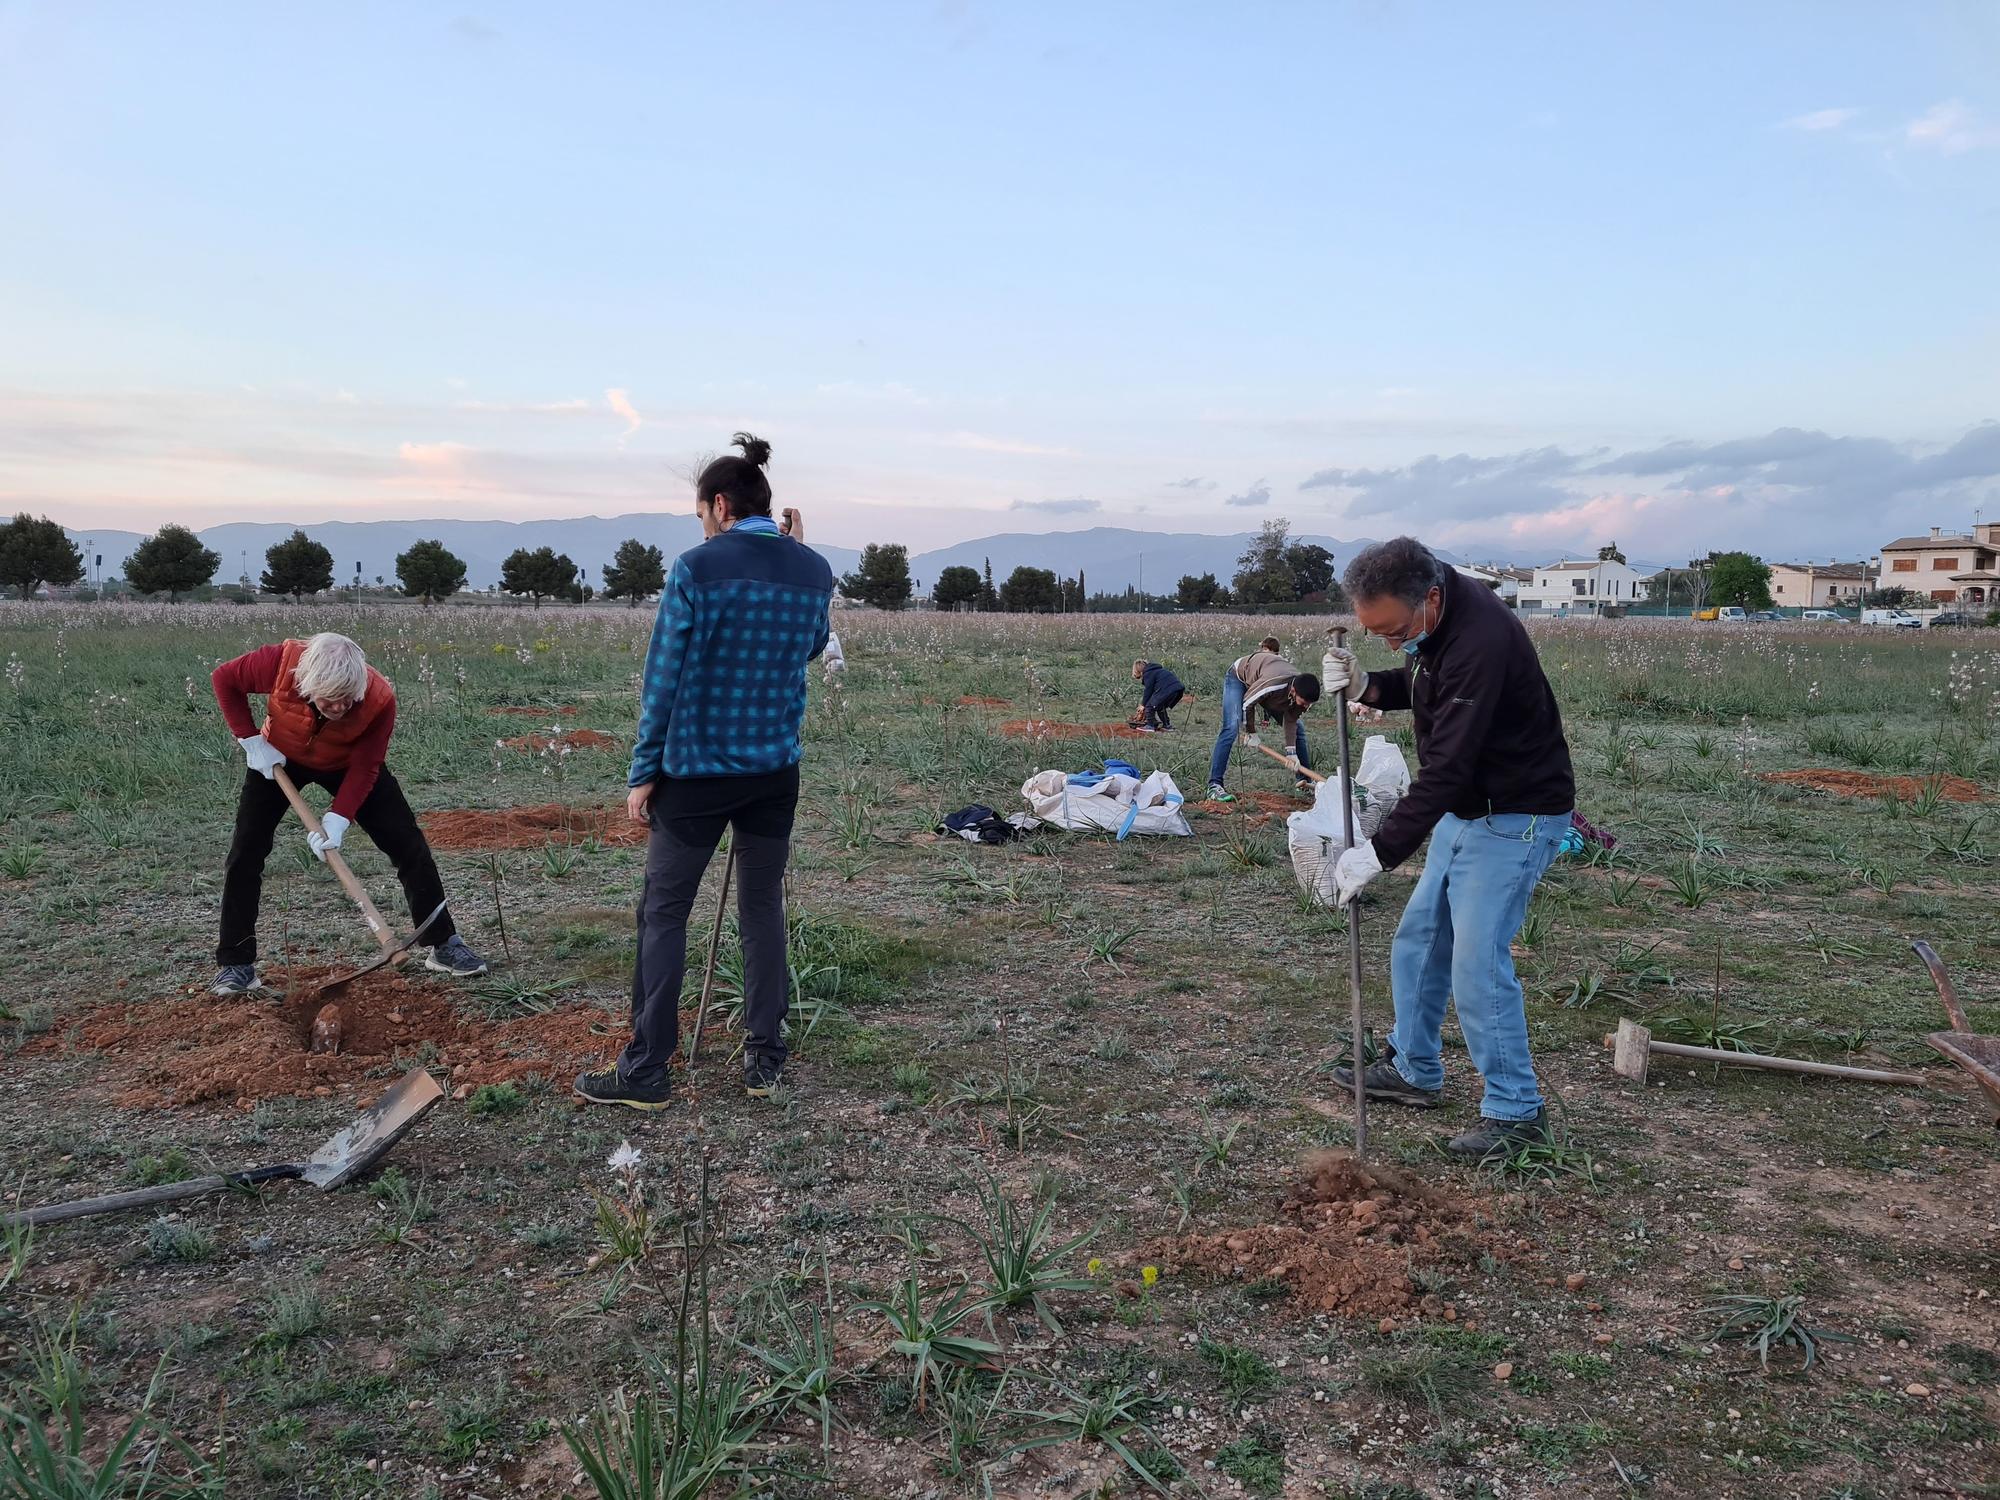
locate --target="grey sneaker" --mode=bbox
[1447,1109,1551,1160]
[1207,783,1235,802]
[211,964,262,996]
[424,934,488,977]
[1329,1058,1443,1109]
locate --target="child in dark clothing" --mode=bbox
[1131,660,1186,731]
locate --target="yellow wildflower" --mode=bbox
[1087,1258,1103,1276]
[1141,1265,1159,1287]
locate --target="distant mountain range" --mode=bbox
[66,518,1485,597]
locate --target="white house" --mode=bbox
[1516,559,1648,615]
[1454,563,1521,603]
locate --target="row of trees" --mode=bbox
[0,514,676,608]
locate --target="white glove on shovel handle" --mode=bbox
[1322,648,1368,703]
[309,812,349,862]
[238,734,287,779]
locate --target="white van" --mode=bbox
[1861,609,1921,629]
[1800,609,1846,621]
[1716,606,1747,621]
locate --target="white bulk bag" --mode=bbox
[1286,735,1411,905]
[1021,769,1192,838]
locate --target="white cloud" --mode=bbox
[1781,107,1858,133]
[606,388,644,443]
[1223,478,1271,508]
[1904,99,2000,154]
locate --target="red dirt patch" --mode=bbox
[1186,790,1300,826]
[421,804,647,850]
[487,704,577,717]
[956,695,1010,707]
[501,728,619,752]
[1761,769,1984,802]
[1148,1152,1495,1318]
[39,965,625,1109]
[998,718,1149,740]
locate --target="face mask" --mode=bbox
[1398,594,1437,657]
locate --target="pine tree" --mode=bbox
[125,524,220,601]
[260,530,335,602]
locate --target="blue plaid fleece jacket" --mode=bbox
[629,517,834,783]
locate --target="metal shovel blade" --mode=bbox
[317,898,449,995]
[301,1066,446,1189]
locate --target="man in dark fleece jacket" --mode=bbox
[1320,537,1575,1159]
[1130,660,1184,730]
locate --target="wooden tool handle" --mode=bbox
[1603,1033,1926,1086]
[1253,739,1326,783]
[272,766,398,954]
[7,1165,297,1228]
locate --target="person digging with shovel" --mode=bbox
[1205,647,1321,801]
[574,432,833,1112]
[1322,537,1575,1159]
[210,631,485,994]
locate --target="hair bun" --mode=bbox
[731,431,772,468]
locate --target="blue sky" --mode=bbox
[2,1,1996,562]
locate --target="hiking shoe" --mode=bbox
[743,1060,787,1099]
[1328,1058,1443,1109]
[424,934,488,977]
[211,964,262,996]
[1207,783,1235,802]
[1446,1109,1551,1160]
[573,1067,671,1111]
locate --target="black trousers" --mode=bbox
[620,768,798,1085]
[217,766,455,965]
[1144,687,1185,729]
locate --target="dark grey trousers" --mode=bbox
[619,813,793,1086]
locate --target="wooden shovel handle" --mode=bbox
[272,765,398,954]
[7,1164,298,1228]
[1253,739,1327,784]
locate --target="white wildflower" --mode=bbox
[607,1141,642,1173]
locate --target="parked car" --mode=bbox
[1861,608,1922,629]
[1928,611,1977,629]
[1800,609,1847,621]
[1748,610,1783,622]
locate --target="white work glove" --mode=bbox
[1242,730,1262,749]
[308,812,349,862]
[1284,753,1301,773]
[1333,841,1383,906]
[238,734,286,779]
[1322,647,1368,703]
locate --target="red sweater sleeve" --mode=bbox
[211,645,284,738]
[330,696,394,820]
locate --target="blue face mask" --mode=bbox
[1398,594,1437,657]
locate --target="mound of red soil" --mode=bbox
[1762,769,1983,802]
[998,719,1148,740]
[956,695,1010,707]
[487,704,577,717]
[1149,1152,1494,1318]
[41,966,625,1109]
[1186,790,1299,826]
[421,804,648,850]
[501,728,619,752]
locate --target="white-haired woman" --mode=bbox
[208,631,485,993]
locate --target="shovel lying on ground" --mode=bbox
[5,1067,444,1228]
[272,765,445,994]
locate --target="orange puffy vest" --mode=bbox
[260,638,396,770]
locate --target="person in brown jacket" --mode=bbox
[1205,647,1322,800]
[209,631,484,994]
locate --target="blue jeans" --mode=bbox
[1207,673,1312,786]
[1387,810,1570,1120]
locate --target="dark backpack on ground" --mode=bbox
[937,804,1019,844]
